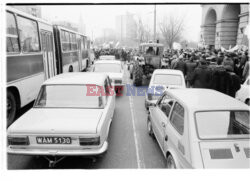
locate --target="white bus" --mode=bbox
[6,7,57,126]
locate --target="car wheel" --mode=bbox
[7,91,17,127]
[147,115,154,137]
[245,99,250,106]
[166,154,176,169]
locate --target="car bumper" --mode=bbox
[7,141,108,156]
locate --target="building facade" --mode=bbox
[115,12,138,47]
[200,4,249,49]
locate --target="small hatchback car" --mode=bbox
[145,69,186,109]
[7,73,116,163]
[92,60,125,92]
[147,89,250,168]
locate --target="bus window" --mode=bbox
[71,33,77,50]
[6,12,19,53]
[17,16,40,53]
[62,30,68,52]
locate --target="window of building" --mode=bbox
[170,102,185,135]
[6,12,19,53]
[17,16,40,53]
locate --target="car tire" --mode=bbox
[166,154,176,169]
[7,91,17,127]
[147,115,154,137]
[133,61,143,86]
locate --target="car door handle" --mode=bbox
[161,122,165,128]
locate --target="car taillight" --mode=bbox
[79,137,100,146]
[148,93,152,100]
[8,136,30,146]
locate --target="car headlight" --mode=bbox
[79,137,100,146]
[8,136,30,146]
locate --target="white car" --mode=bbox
[99,55,116,60]
[145,69,186,109]
[148,88,250,168]
[7,73,115,167]
[92,60,125,92]
[236,76,250,106]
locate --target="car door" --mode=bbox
[150,94,170,152]
[102,77,115,138]
[164,101,187,167]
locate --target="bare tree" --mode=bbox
[159,15,185,49]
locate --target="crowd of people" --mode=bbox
[163,48,249,98]
[93,46,249,98]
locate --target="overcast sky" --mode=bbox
[41,5,202,42]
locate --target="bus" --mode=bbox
[53,26,89,73]
[6,7,91,126]
[6,7,57,126]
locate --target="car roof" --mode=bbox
[95,60,121,64]
[166,88,249,111]
[153,69,184,76]
[43,72,107,86]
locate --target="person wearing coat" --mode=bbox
[190,60,211,88]
[185,55,198,87]
[173,55,186,76]
[222,54,234,72]
[242,57,249,82]
[224,65,241,98]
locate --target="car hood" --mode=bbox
[147,84,185,95]
[8,108,103,134]
[199,140,250,168]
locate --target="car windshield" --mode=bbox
[94,63,122,73]
[35,85,104,108]
[153,74,182,86]
[195,111,250,139]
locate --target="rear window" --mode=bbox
[195,111,250,139]
[153,74,182,86]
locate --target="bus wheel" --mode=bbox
[7,91,17,127]
[69,66,73,72]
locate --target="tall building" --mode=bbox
[11,5,42,18]
[115,12,138,47]
[200,4,249,49]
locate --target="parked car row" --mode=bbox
[7,57,250,168]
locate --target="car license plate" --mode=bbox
[36,137,71,144]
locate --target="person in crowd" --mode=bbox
[222,53,234,72]
[242,55,249,81]
[173,54,186,76]
[190,59,211,88]
[224,65,241,98]
[185,53,198,87]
